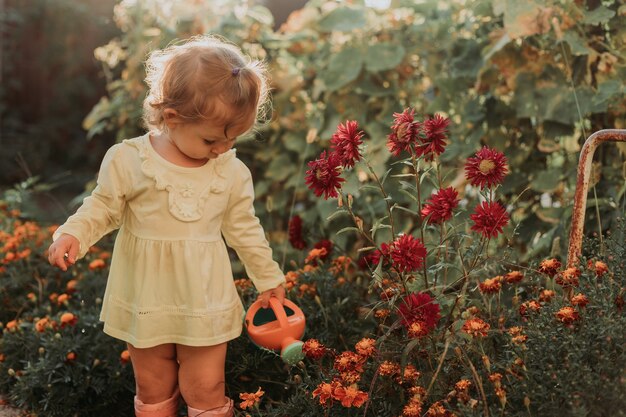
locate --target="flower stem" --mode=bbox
[365,161,396,238]
[411,153,429,288]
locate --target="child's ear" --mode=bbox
[163,108,182,129]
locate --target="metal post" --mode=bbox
[567,129,626,268]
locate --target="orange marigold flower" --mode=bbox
[66,280,78,293]
[303,339,327,360]
[239,387,264,410]
[539,289,556,303]
[402,401,423,417]
[234,278,253,290]
[455,379,472,392]
[340,370,361,385]
[570,293,589,308]
[505,270,524,284]
[312,381,336,405]
[57,293,70,305]
[302,264,317,273]
[479,276,502,294]
[305,247,328,264]
[60,312,77,327]
[284,271,299,291]
[378,360,400,376]
[4,251,16,263]
[120,350,131,364]
[556,306,580,324]
[333,385,368,408]
[519,300,541,318]
[88,259,106,270]
[396,364,420,385]
[488,373,503,385]
[334,351,364,373]
[329,255,352,275]
[407,320,430,338]
[27,292,36,301]
[538,258,561,277]
[507,326,523,336]
[593,261,609,277]
[425,401,456,417]
[555,267,580,288]
[407,385,427,399]
[5,320,18,331]
[374,308,390,320]
[462,318,490,338]
[17,248,31,259]
[355,338,377,358]
[511,334,528,344]
[0,353,5,362]
[66,352,77,362]
[35,317,51,333]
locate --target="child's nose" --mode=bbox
[215,142,232,154]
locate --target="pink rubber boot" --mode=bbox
[187,398,234,417]
[134,389,180,417]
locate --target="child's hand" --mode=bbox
[257,284,286,308]
[47,234,80,271]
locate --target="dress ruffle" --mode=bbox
[123,137,236,222]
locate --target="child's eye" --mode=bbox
[203,139,216,145]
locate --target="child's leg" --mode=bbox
[127,343,180,415]
[176,343,232,414]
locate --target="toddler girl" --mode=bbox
[47,35,286,417]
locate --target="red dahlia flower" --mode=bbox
[397,292,441,330]
[288,215,306,250]
[465,147,508,189]
[305,151,345,199]
[418,114,450,160]
[330,120,364,168]
[470,201,509,238]
[421,187,459,224]
[387,108,421,156]
[389,234,426,272]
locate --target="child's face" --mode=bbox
[169,121,238,161]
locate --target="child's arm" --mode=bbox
[221,160,286,297]
[48,145,129,268]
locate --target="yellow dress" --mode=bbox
[54,134,285,348]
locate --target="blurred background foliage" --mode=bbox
[2,0,626,259]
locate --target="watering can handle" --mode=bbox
[268,297,290,329]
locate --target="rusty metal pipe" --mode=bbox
[567,129,626,268]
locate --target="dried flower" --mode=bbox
[239,387,264,410]
[305,151,345,199]
[465,147,508,189]
[462,318,490,338]
[288,215,306,250]
[425,401,457,417]
[470,201,509,238]
[592,260,609,277]
[378,361,401,376]
[539,289,556,303]
[330,120,364,168]
[538,258,561,277]
[389,234,427,273]
[398,292,441,331]
[387,108,421,156]
[421,187,459,224]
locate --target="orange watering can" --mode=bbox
[244,298,305,365]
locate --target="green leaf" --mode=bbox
[365,43,406,72]
[583,5,615,25]
[266,154,295,182]
[321,46,364,91]
[530,169,562,192]
[391,204,419,216]
[326,209,349,222]
[562,31,590,56]
[247,5,274,26]
[318,6,366,32]
[336,226,361,236]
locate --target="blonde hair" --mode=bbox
[143,35,269,138]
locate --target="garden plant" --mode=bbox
[1,0,625,416]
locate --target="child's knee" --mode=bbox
[180,377,226,408]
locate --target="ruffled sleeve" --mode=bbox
[53,144,129,258]
[221,159,285,293]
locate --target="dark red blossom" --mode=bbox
[470,201,509,238]
[305,151,345,199]
[418,114,450,160]
[397,292,441,331]
[330,120,364,168]
[387,108,421,156]
[389,234,426,273]
[359,243,391,270]
[288,215,306,250]
[421,187,459,224]
[303,339,327,360]
[465,147,508,189]
[314,239,333,261]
